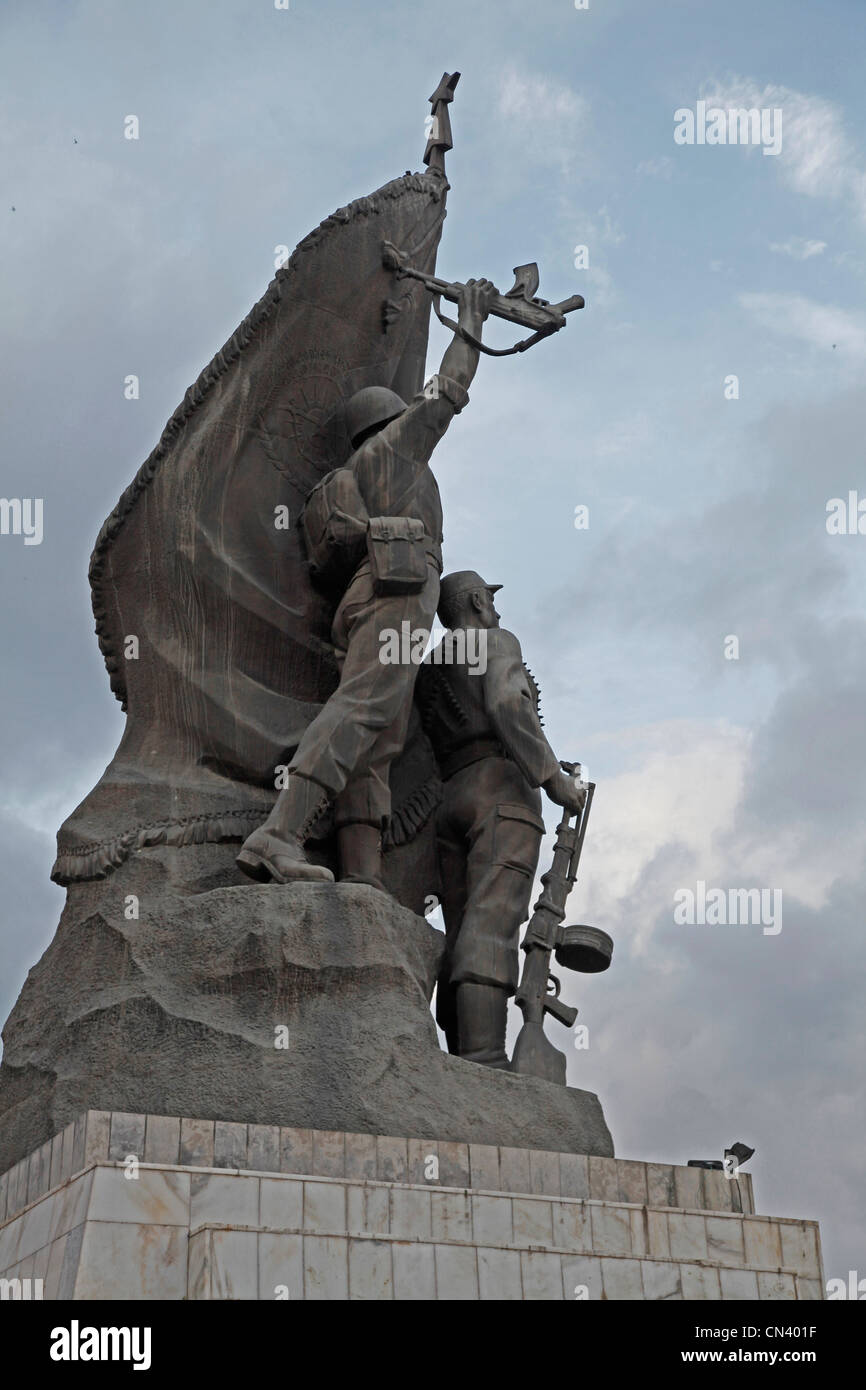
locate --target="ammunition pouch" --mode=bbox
[366,515,428,595]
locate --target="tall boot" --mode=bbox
[336,821,387,893]
[455,981,510,1069]
[237,773,335,884]
[435,975,459,1055]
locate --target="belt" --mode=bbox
[440,737,506,780]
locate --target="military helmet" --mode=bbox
[345,386,408,448]
[438,570,502,624]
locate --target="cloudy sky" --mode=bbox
[2,0,864,1285]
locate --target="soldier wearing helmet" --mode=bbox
[237,280,498,889]
[416,571,585,1068]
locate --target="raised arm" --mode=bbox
[439,278,498,391]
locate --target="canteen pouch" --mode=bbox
[367,515,428,595]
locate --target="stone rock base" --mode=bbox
[0,878,612,1172]
[0,1111,824,1301]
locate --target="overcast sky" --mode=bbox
[2,0,864,1287]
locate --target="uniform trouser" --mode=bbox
[289,560,440,828]
[435,756,545,1030]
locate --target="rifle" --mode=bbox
[510,768,612,1086]
[382,241,584,357]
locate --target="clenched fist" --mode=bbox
[457,277,498,326]
[543,769,587,815]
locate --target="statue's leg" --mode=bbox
[434,805,469,1053]
[238,563,438,884]
[333,682,416,891]
[447,761,545,1066]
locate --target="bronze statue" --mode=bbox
[0,74,614,1183]
[416,572,587,1067]
[236,281,498,889]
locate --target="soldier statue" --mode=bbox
[416,571,586,1068]
[236,281,498,890]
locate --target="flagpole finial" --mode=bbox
[424,71,460,174]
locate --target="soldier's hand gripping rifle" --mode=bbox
[381,243,584,357]
[510,767,612,1086]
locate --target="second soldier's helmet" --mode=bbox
[345,386,408,448]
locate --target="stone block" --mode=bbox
[705,1215,745,1267]
[668,1212,707,1262]
[679,1263,721,1299]
[437,1140,470,1188]
[431,1189,472,1243]
[392,1241,436,1300]
[779,1221,821,1279]
[312,1129,345,1178]
[279,1127,312,1175]
[640,1259,682,1300]
[346,1184,389,1236]
[348,1238,393,1300]
[468,1144,500,1192]
[345,1132,377,1182]
[190,1172,256,1231]
[472,1194,513,1247]
[588,1156,619,1201]
[589,1203,631,1257]
[209,1229,258,1300]
[213,1120,248,1171]
[719,1267,759,1300]
[260,1177,303,1231]
[145,1115,182,1166]
[108,1112,145,1162]
[259,1232,303,1301]
[248,1125,280,1173]
[180,1118,214,1168]
[498,1146,531,1195]
[303,1180,346,1234]
[601,1256,643,1300]
[435,1243,479,1300]
[376,1135,408,1183]
[563,1253,603,1300]
[757,1271,796,1300]
[478,1246,522,1300]
[552,1200,590,1253]
[74,1221,188,1300]
[521,1250,563,1300]
[617,1160,648,1205]
[559,1152,589,1200]
[389,1186,432,1240]
[304,1235,349,1299]
[513,1196,554,1247]
[529,1149,560,1197]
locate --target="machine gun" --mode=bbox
[510,766,612,1086]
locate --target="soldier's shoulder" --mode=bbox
[489,627,523,657]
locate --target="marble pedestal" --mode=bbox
[0,1110,824,1301]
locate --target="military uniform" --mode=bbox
[287,373,469,829]
[417,619,561,1048]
